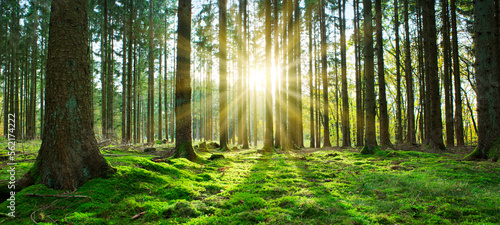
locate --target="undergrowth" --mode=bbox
[1,141,499,224]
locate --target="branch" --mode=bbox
[25,193,91,199]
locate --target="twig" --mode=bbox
[30,209,41,225]
[25,193,91,199]
[131,211,146,220]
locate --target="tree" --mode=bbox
[219,0,228,150]
[441,0,454,147]
[362,0,377,154]
[340,0,351,147]
[19,0,115,190]
[466,0,499,160]
[394,0,402,144]
[422,0,445,150]
[263,0,273,151]
[451,0,464,146]
[376,0,391,147]
[404,0,416,144]
[148,0,155,143]
[320,0,331,147]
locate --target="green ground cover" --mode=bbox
[1,140,499,224]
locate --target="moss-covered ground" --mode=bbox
[1,140,499,224]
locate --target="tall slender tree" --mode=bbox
[422,0,445,150]
[219,0,228,150]
[441,0,454,147]
[451,0,464,146]
[263,0,273,151]
[340,0,350,147]
[376,0,391,147]
[320,0,331,147]
[394,0,402,144]
[362,0,377,154]
[404,0,416,144]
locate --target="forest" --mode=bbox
[0,0,499,224]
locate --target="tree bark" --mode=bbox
[20,0,115,190]
[320,0,331,147]
[263,0,273,151]
[441,0,454,147]
[363,0,377,153]
[219,0,228,150]
[451,0,464,146]
[404,0,416,144]
[422,0,445,150]
[467,0,500,160]
[376,0,391,147]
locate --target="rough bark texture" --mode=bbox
[441,0,454,147]
[404,0,416,144]
[422,0,445,150]
[175,0,197,161]
[340,0,351,148]
[376,0,391,147]
[467,0,500,160]
[363,0,377,153]
[219,0,228,150]
[20,0,115,190]
[320,0,331,147]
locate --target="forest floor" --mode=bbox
[1,139,500,224]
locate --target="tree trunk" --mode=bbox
[148,0,155,143]
[467,0,499,160]
[340,0,350,147]
[219,0,228,150]
[354,0,363,147]
[20,0,115,190]
[404,0,416,144]
[320,0,331,147]
[376,0,391,147]
[394,0,402,144]
[451,0,464,146]
[274,0,281,147]
[441,0,454,147]
[126,0,133,144]
[263,0,273,151]
[308,4,315,148]
[363,0,377,153]
[422,0,445,150]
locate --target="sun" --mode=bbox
[248,64,280,92]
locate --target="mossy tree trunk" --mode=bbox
[20,0,116,190]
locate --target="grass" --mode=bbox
[1,140,499,224]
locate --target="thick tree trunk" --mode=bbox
[340,0,350,147]
[20,0,115,190]
[422,0,445,150]
[175,0,197,160]
[467,0,499,160]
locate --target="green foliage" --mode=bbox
[1,141,499,224]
